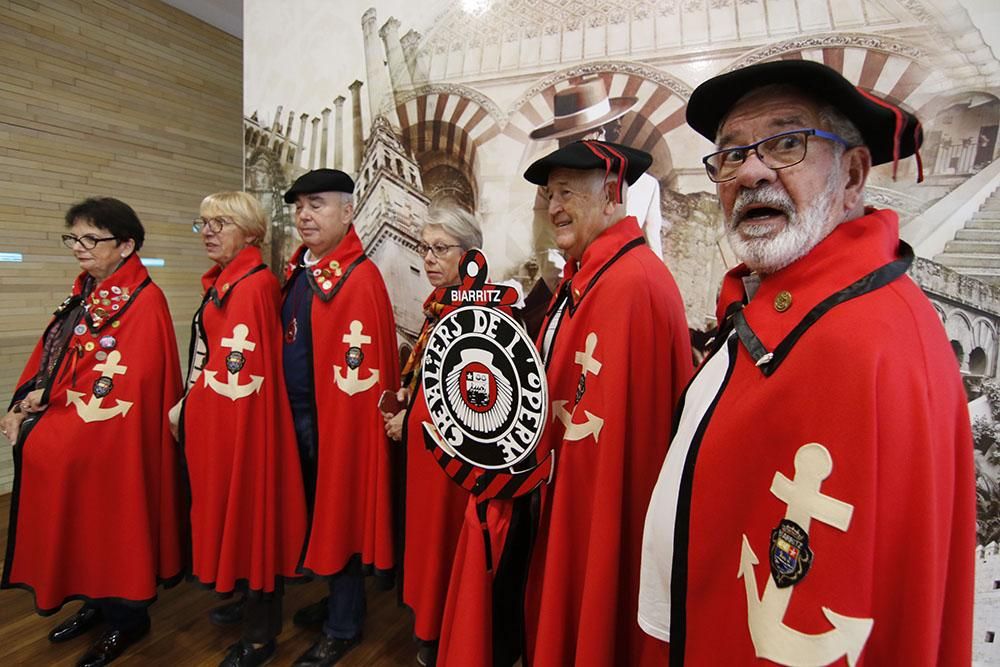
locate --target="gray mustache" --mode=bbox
[731,188,794,226]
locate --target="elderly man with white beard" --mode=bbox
[638,60,975,667]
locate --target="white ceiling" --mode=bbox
[161,0,243,39]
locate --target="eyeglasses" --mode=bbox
[61,234,118,250]
[416,242,463,259]
[192,217,235,234]
[702,129,851,183]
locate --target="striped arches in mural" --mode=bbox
[395,87,503,183]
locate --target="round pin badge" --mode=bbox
[73,324,87,336]
[112,321,121,328]
[84,341,95,351]
[99,335,116,350]
[95,351,108,361]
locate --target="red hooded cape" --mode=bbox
[639,209,975,666]
[524,216,692,667]
[2,254,184,614]
[180,245,307,594]
[282,226,399,576]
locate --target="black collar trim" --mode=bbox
[732,242,913,377]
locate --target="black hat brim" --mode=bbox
[283,168,355,203]
[686,60,921,166]
[523,140,653,186]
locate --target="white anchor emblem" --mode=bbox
[203,323,264,401]
[66,350,134,423]
[333,320,380,396]
[738,443,873,666]
[551,332,605,442]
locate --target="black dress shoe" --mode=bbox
[292,634,361,666]
[76,619,150,667]
[219,639,276,667]
[209,598,246,626]
[416,641,438,667]
[49,606,104,643]
[292,597,330,628]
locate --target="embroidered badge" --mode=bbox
[226,350,246,374]
[346,346,364,370]
[769,518,812,588]
[92,376,114,398]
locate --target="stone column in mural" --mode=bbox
[349,79,364,174]
[401,29,429,86]
[297,113,308,171]
[361,8,395,123]
[334,96,346,170]
[309,117,320,169]
[320,107,331,169]
[379,16,413,100]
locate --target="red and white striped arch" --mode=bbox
[395,85,504,180]
[725,35,935,111]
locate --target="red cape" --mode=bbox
[2,254,184,614]
[181,245,307,594]
[525,217,692,667]
[283,226,399,575]
[640,210,975,666]
[402,378,468,641]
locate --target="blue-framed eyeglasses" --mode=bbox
[702,129,852,183]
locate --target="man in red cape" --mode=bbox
[440,141,692,667]
[639,60,975,666]
[280,169,399,667]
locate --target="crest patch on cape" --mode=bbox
[769,518,813,588]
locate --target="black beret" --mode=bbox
[283,168,355,204]
[686,60,922,168]
[524,140,652,188]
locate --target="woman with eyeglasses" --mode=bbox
[170,191,306,667]
[0,197,184,666]
[379,205,484,667]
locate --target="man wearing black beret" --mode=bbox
[639,60,974,666]
[493,140,692,667]
[278,169,399,666]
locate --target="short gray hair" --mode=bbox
[818,104,864,155]
[423,205,483,251]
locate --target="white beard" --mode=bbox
[725,175,843,275]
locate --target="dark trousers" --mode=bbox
[84,600,149,631]
[323,556,366,640]
[243,594,282,644]
[289,402,366,641]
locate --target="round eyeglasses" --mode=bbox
[61,234,118,250]
[192,217,235,234]
[702,128,851,183]
[416,242,463,258]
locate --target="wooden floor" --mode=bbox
[0,494,418,666]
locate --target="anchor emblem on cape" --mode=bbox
[203,323,265,401]
[333,320,380,396]
[738,443,873,667]
[66,350,134,423]
[551,332,605,443]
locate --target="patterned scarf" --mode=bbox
[401,298,446,396]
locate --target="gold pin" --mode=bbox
[774,290,793,312]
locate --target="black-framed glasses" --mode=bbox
[416,242,463,259]
[702,129,851,183]
[61,234,118,250]
[192,217,234,234]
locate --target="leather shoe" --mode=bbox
[292,597,329,628]
[209,598,246,626]
[49,606,104,643]
[417,641,438,667]
[76,619,150,667]
[219,639,276,667]
[292,634,361,666]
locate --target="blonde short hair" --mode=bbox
[200,191,267,245]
